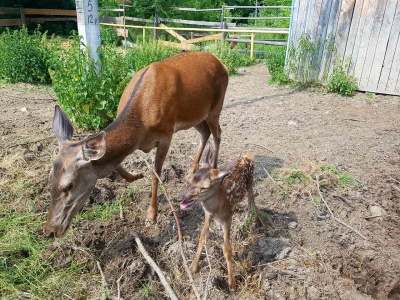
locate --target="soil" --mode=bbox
[1,63,400,300]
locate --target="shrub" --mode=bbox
[327,64,357,96]
[0,27,50,84]
[206,41,253,74]
[48,37,130,130]
[265,46,291,84]
[125,40,181,72]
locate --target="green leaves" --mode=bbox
[0,27,51,84]
[327,64,358,97]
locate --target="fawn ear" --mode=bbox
[82,131,106,161]
[200,142,215,167]
[210,169,228,180]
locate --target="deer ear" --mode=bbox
[82,131,106,161]
[53,105,74,145]
[210,169,228,180]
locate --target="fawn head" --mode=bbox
[178,143,228,209]
[43,106,107,238]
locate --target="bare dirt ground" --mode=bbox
[1,63,400,300]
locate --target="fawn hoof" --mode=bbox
[145,212,157,226]
[127,173,144,182]
[228,281,236,292]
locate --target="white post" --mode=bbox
[75,0,102,73]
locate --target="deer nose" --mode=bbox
[43,224,56,238]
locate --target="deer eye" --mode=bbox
[61,183,73,193]
[199,187,208,192]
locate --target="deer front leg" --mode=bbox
[190,212,211,274]
[222,217,235,292]
[147,138,171,223]
[115,165,144,182]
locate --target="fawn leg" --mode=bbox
[190,212,211,274]
[115,165,144,182]
[247,183,264,227]
[222,216,235,292]
[147,137,171,223]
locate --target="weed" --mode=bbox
[77,199,125,221]
[320,164,361,188]
[0,27,50,84]
[327,63,358,96]
[265,46,291,85]
[284,171,309,186]
[141,282,152,298]
[206,40,254,74]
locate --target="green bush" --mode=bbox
[265,46,291,84]
[49,37,130,130]
[125,40,181,72]
[206,41,253,74]
[0,27,50,84]
[327,64,357,96]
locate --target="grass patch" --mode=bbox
[77,198,125,222]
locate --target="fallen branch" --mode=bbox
[117,275,124,300]
[263,167,276,183]
[144,160,201,300]
[133,233,178,300]
[392,184,400,193]
[316,175,368,240]
[96,261,108,300]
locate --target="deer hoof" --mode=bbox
[229,282,236,292]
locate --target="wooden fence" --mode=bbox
[288,0,400,96]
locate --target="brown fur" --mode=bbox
[177,147,263,292]
[44,52,228,237]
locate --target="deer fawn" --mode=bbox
[43,52,229,238]
[177,144,263,292]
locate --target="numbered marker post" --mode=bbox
[76,0,102,73]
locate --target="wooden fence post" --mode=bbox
[153,18,159,40]
[75,0,102,74]
[250,33,254,60]
[20,7,26,26]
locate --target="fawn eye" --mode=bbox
[200,187,208,192]
[61,183,73,193]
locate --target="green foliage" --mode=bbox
[0,27,51,84]
[284,171,309,186]
[100,26,120,46]
[320,164,361,188]
[49,37,130,130]
[206,41,254,74]
[265,46,291,84]
[327,63,357,96]
[125,40,181,72]
[77,199,125,221]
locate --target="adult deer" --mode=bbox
[177,143,263,292]
[43,52,229,238]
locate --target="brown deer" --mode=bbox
[43,52,229,238]
[177,143,263,292]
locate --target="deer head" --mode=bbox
[177,143,228,210]
[43,105,107,237]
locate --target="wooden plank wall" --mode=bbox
[288,0,400,95]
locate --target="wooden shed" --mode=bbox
[287,0,400,96]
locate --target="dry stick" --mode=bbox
[96,261,108,300]
[70,246,108,299]
[392,184,400,193]
[203,237,212,300]
[117,275,124,300]
[263,166,276,182]
[144,160,201,300]
[316,175,368,240]
[133,233,178,300]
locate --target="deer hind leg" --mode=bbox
[222,216,235,292]
[206,116,221,169]
[190,121,211,176]
[146,137,172,223]
[115,165,144,182]
[190,212,211,274]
